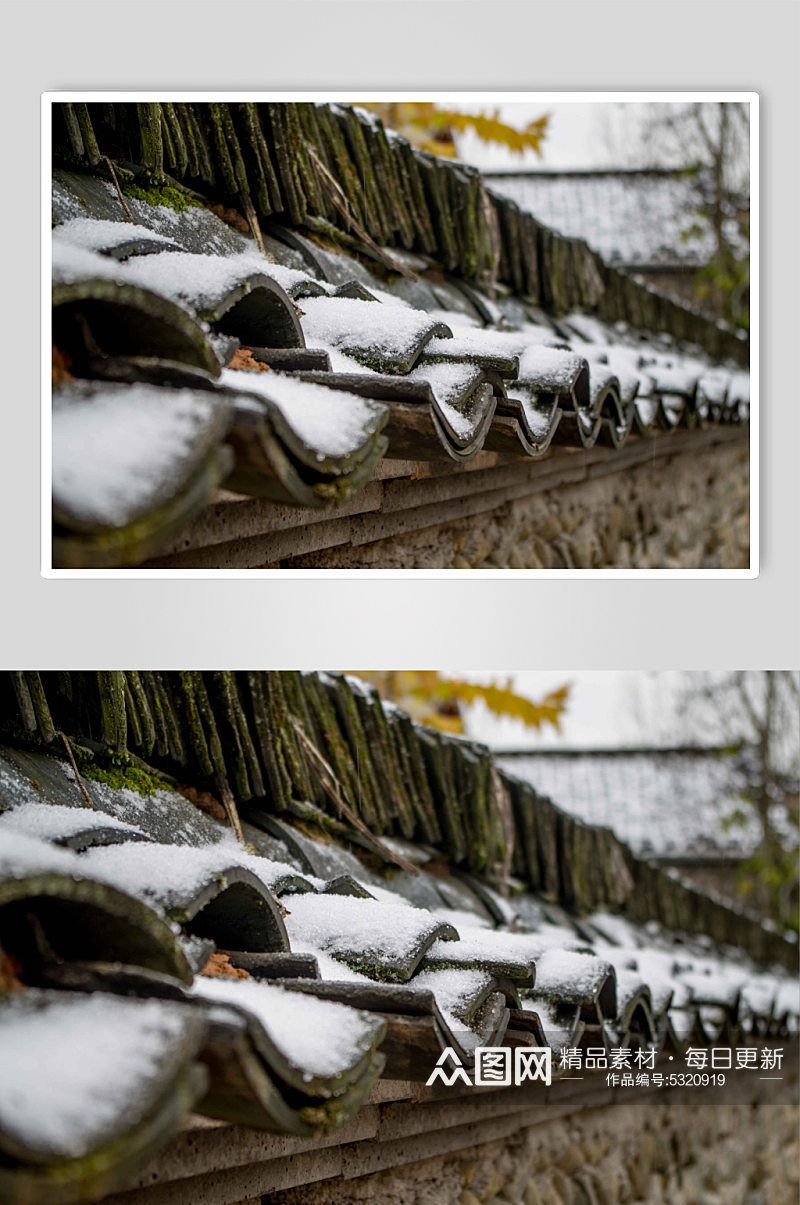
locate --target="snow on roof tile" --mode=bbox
[50,163,749,567]
[0,991,204,1162]
[298,295,452,375]
[530,948,615,1009]
[0,800,150,848]
[52,381,231,531]
[484,171,744,268]
[78,838,299,916]
[188,975,384,1083]
[282,891,458,981]
[221,368,388,461]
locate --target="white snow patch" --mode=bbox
[532,948,611,1000]
[120,249,315,306]
[518,345,586,392]
[424,326,520,363]
[413,966,497,1052]
[54,219,178,254]
[52,240,125,284]
[0,802,147,843]
[189,977,377,1080]
[427,308,482,329]
[0,829,86,878]
[406,360,485,438]
[53,383,220,528]
[425,925,542,968]
[79,837,305,910]
[283,892,446,966]
[430,908,493,933]
[222,368,385,458]
[0,995,187,1159]
[298,296,444,364]
[412,966,490,1022]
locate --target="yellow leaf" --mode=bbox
[352,103,549,161]
[439,110,549,157]
[443,680,568,729]
[418,710,464,735]
[346,672,569,734]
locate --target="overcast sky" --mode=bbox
[457,671,798,765]
[458,670,688,750]
[454,101,662,171]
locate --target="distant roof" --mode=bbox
[496,746,760,860]
[483,169,739,270]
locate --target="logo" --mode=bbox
[426,1048,472,1086]
[426,1046,552,1087]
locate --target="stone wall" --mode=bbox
[264,1091,798,1205]
[279,441,750,571]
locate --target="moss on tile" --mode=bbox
[77,761,162,798]
[120,179,202,213]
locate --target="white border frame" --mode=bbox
[42,91,758,579]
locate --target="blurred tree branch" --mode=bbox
[678,671,799,931]
[640,102,751,330]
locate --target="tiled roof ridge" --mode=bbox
[2,671,793,971]
[52,101,748,365]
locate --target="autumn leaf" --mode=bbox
[355,103,548,161]
[347,672,568,735]
[437,109,549,157]
[442,679,569,730]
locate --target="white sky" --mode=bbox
[458,670,687,750]
[454,101,661,171]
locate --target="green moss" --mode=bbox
[346,349,400,375]
[0,720,61,752]
[53,149,94,172]
[334,950,413,982]
[120,180,202,213]
[78,762,163,798]
[66,743,165,798]
[0,722,166,798]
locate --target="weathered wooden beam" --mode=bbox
[144,517,355,570]
[104,1148,345,1205]
[375,1080,550,1143]
[347,476,578,547]
[120,1110,379,1192]
[151,484,384,558]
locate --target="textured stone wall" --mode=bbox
[280,441,749,570]
[264,1093,798,1205]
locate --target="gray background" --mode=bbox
[6,1,798,668]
